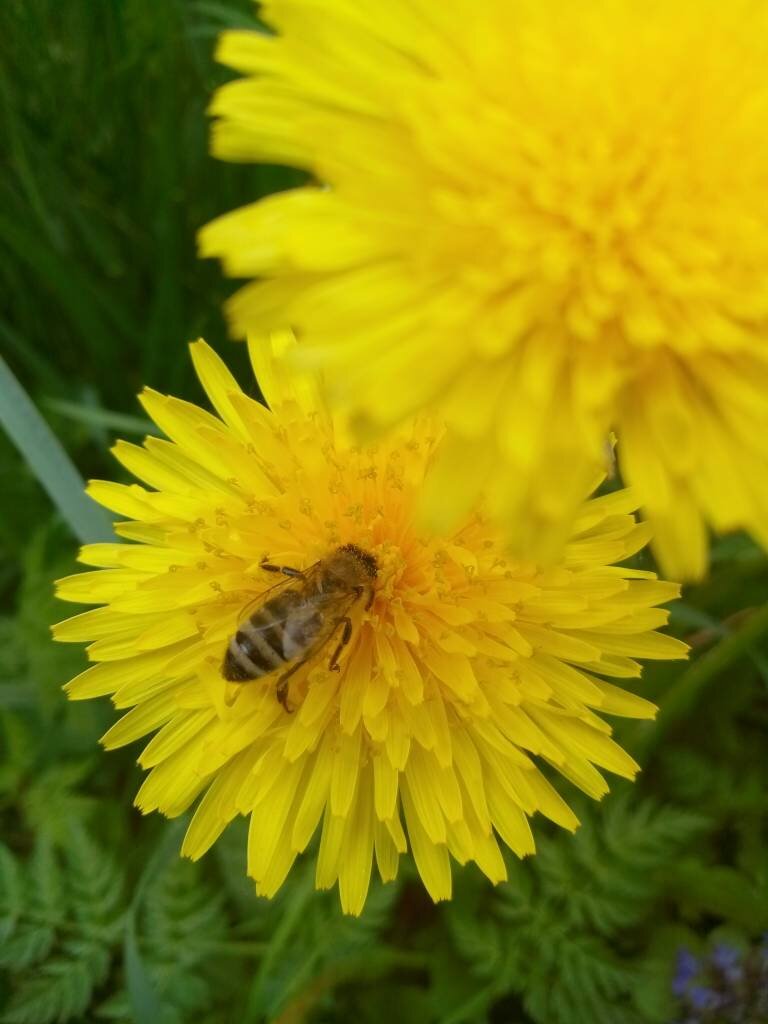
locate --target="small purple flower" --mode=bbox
[673,948,701,997]
[671,940,768,1023]
[711,943,743,986]
[710,945,739,971]
[687,985,721,1013]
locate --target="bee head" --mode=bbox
[338,543,379,579]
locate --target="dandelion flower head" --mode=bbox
[201,0,768,579]
[54,337,686,913]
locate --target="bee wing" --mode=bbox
[289,589,361,660]
[233,562,321,625]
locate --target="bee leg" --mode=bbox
[260,561,304,578]
[275,677,290,711]
[328,617,353,672]
[224,684,242,708]
[353,585,376,613]
[275,661,304,712]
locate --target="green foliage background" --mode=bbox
[1,2,767,1022]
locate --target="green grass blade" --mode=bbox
[124,916,171,1024]
[0,356,113,543]
[45,398,159,437]
[0,210,135,358]
[191,0,266,30]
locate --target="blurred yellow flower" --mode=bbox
[54,336,686,914]
[201,0,768,580]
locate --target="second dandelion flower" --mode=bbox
[201,0,768,580]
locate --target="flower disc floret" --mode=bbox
[201,0,768,579]
[54,337,686,913]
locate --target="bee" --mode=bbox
[222,543,378,710]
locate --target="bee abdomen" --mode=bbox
[222,585,328,684]
[223,612,287,682]
[222,643,257,682]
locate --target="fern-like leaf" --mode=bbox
[1,827,125,1024]
[0,843,23,944]
[449,794,711,1024]
[2,957,93,1024]
[0,839,62,971]
[138,857,227,1018]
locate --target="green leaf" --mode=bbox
[65,823,125,939]
[0,828,127,1022]
[0,925,57,971]
[124,915,174,1024]
[669,861,768,930]
[22,763,97,842]
[0,355,112,543]
[44,398,159,438]
[1,957,93,1024]
[0,844,22,944]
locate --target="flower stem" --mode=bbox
[637,600,768,762]
[271,949,430,1024]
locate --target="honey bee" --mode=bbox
[222,543,378,710]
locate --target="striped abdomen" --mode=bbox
[223,591,323,682]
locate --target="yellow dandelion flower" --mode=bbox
[53,336,686,914]
[201,0,768,580]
